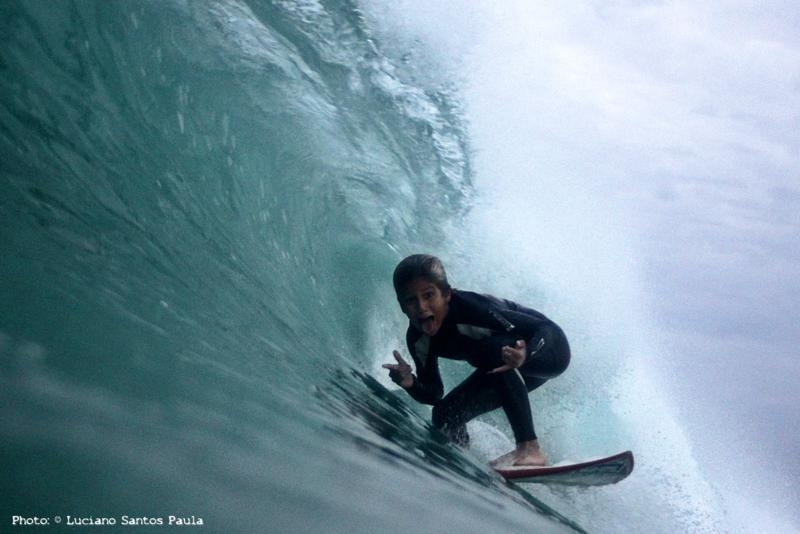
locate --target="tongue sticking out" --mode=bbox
[420,316,436,335]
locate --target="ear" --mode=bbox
[442,288,452,303]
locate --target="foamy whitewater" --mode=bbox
[2,2,796,533]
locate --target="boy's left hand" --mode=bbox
[489,339,527,374]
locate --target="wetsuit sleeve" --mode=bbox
[454,291,560,365]
[405,331,444,405]
[480,293,555,339]
[492,299,566,363]
[406,360,443,405]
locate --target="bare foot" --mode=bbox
[489,450,517,468]
[490,440,548,467]
[514,440,548,466]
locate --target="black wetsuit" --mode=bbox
[403,289,570,446]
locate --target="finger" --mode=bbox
[488,364,513,374]
[382,363,400,370]
[393,350,409,365]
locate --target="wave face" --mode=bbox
[2,1,723,533]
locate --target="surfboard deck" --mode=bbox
[494,450,634,486]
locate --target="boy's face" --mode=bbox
[398,277,451,337]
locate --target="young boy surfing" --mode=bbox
[383,254,570,466]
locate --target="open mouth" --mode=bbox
[418,315,436,334]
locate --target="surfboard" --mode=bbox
[494,450,634,486]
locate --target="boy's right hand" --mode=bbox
[382,350,414,389]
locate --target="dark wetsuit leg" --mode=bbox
[432,368,527,445]
[432,330,570,445]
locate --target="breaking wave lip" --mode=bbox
[1,1,524,533]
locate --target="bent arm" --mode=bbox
[405,349,444,405]
[405,372,443,405]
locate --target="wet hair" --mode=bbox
[392,254,452,299]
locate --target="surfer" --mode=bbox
[383,254,570,466]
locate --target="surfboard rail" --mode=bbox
[494,450,634,486]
